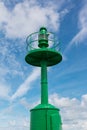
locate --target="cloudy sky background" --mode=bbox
[0,0,87,130]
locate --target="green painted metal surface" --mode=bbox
[41,60,48,104]
[25,48,62,67]
[30,104,62,130]
[25,27,62,130]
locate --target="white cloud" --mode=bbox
[0,0,68,38]
[9,93,87,130]
[0,2,9,23]
[0,102,29,129]
[9,120,16,126]
[1,93,87,130]
[81,94,87,108]
[0,38,25,82]
[49,93,87,130]
[11,67,40,100]
[0,83,11,100]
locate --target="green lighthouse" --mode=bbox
[25,27,62,130]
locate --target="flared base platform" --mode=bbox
[25,48,62,67]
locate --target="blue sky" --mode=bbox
[0,0,87,130]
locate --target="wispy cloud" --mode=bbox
[64,1,87,53]
[11,68,40,101]
[53,56,87,82]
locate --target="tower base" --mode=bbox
[30,104,62,130]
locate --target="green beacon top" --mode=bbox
[25,27,62,67]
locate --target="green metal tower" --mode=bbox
[25,27,62,130]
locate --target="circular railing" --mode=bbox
[26,32,61,52]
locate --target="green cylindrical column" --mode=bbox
[41,60,48,104]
